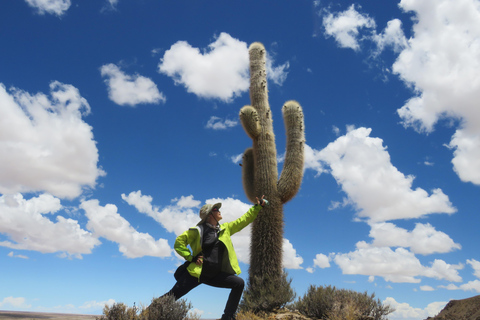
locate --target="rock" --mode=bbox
[425,295,480,320]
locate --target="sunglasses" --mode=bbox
[212,207,220,212]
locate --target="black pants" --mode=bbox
[165,272,245,316]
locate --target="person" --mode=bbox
[163,195,267,320]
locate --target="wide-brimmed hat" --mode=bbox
[197,202,222,225]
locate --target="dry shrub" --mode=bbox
[240,271,296,313]
[97,295,195,320]
[293,285,394,320]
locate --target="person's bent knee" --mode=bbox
[235,276,245,289]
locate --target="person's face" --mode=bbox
[210,207,222,222]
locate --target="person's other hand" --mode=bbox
[256,195,266,206]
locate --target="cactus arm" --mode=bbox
[240,106,261,139]
[248,42,271,125]
[242,147,257,203]
[277,100,305,204]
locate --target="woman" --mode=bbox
[164,196,267,320]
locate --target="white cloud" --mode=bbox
[392,0,480,185]
[122,191,303,268]
[420,285,434,291]
[0,296,31,309]
[174,195,202,209]
[122,191,200,236]
[25,0,71,16]
[460,280,480,292]
[423,259,463,282]
[0,82,105,199]
[372,19,408,54]
[266,53,290,86]
[100,63,166,106]
[385,297,446,320]
[81,199,172,259]
[321,5,407,55]
[313,253,331,269]
[439,280,480,293]
[333,246,462,283]
[467,259,480,278]
[123,192,254,263]
[303,144,328,177]
[334,247,424,283]
[282,239,303,269]
[0,194,100,259]
[106,0,118,8]
[309,127,456,222]
[205,116,238,130]
[7,252,29,259]
[322,4,376,51]
[448,129,480,184]
[158,33,249,102]
[158,33,289,102]
[321,1,480,185]
[231,153,243,165]
[367,222,461,255]
[79,299,116,310]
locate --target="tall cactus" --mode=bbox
[239,42,305,311]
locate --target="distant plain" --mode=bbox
[0,311,98,320]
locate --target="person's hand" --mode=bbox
[195,255,203,265]
[256,195,266,207]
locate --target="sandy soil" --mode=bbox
[0,310,99,320]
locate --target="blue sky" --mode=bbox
[1,0,480,319]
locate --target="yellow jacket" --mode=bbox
[174,205,262,279]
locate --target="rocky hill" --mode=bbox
[426,295,480,320]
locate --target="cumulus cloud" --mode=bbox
[100,63,166,106]
[7,252,29,259]
[385,297,446,320]
[439,280,480,293]
[158,33,249,102]
[333,246,462,283]
[322,4,376,51]
[313,253,331,269]
[372,19,408,54]
[392,0,480,185]
[24,0,71,16]
[0,194,100,259]
[283,239,303,269]
[81,199,172,259]
[205,116,238,130]
[266,52,290,86]
[121,191,201,236]
[0,82,105,199]
[322,4,407,55]
[230,153,243,165]
[321,0,480,185]
[123,192,254,263]
[122,191,303,268]
[158,33,289,102]
[308,127,456,222]
[366,222,461,255]
[420,285,435,291]
[0,296,31,309]
[303,144,328,177]
[467,259,480,278]
[79,299,116,311]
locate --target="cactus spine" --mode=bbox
[239,42,305,311]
